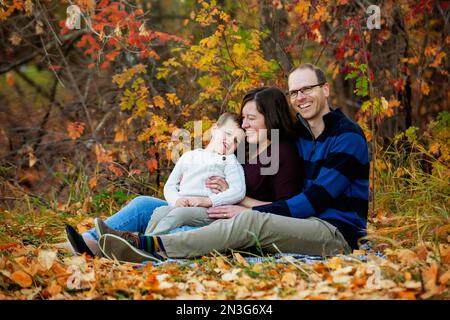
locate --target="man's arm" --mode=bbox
[253,133,369,217]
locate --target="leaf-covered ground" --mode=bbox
[1,235,449,300]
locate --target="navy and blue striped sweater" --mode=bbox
[253,108,370,250]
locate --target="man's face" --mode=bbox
[288,69,330,122]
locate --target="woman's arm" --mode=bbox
[238,196,270,208]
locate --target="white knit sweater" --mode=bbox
[163,149,246,207]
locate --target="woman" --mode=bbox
[68,87,346,262]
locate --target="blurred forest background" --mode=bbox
[0,0,450,299]
[0,0,449,300]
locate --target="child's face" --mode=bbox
[212,120,245,155]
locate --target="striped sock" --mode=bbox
[138,235,165,253]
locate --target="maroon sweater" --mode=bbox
[242,141,303,202]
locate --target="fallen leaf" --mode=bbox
[0,243,18,250]
[232,252,249,267]
[403,280,421,289]
[397,291,416,300]
[42,283,62,298]
[38,250,57,271]
[11,270,33,288]
[281,272,297,287]
[439,270,450,285]
[397,249,420,266]
[326,257,342,270]
[67,122,85,140]
[221,268,241,281]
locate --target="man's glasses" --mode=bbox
[288,82,326,99]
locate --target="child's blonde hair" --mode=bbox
[216,112,241,128]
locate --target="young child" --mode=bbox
[96,112,246,239]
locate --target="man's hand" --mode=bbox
[186,197,212,208]
[205,176,229,194]
[175,198,190,207]
[207,205,248,219]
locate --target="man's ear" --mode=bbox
[322,83,330,98]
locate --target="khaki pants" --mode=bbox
[145,205,215,235]
[160,210,351,258]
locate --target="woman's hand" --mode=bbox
[207,205,248,219]
[205,176,229,194]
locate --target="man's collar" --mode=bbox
[297,107,344,138]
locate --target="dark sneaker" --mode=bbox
[65,224,94,257]
[98,234,162,264]
[94,218,140,248]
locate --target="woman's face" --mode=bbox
[241,101,267,144]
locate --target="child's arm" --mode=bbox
[208,158,246,207]
[185,196,212,207]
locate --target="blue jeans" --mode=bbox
[83,196,197,241]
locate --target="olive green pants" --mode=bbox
[159,210,352,258]
[145,205,215,235]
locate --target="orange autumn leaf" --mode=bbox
[152,95,165,109]
[107,164,123,177]
[6,72,14,86]
[11,270,33,288]
[397,291,416,300]
[93,144,113,163]
[67,122,86,140]
[147,159,158,174]
[420,81,430,96]
[0,242,18,250]
[88,176,97,190]
[114,129,126,142]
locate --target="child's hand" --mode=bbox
[175,198,190,207]
[187,197,212,208]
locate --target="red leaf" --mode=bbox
[391,79,405,92]
[146,159,158,174]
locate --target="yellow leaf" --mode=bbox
[166,93,181,106]
[114,129,126,142]
[28,152,37,168]
[326,257,342,270]
[420,81,430,96]
[232,43,246,56]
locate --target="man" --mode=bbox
[251,63,370,251]
[95,63,369,262]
